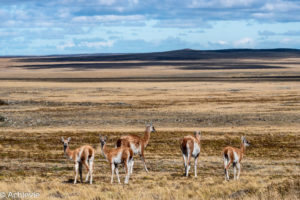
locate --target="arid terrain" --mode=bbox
[0,49,299,199]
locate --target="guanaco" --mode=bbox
[223,136,250,181]
[99,135,134,184]
[180,131,201,177]
[115,123,156,173]
[61,137,95,184]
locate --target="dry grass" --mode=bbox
[0,58,299,199]
[1,57,300,79]
[0,130,299,200]
[0,81,299,131]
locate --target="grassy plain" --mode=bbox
[0,55,299,199]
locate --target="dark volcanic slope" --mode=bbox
[17,48,300,62]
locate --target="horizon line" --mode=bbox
[1,48,300,58]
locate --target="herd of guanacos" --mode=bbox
[61,123,250,184]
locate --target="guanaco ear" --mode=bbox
[241,136,245,141]
[104,136,107,141]
[61,137,64,143]
[67,137,71,142]
[194,131,201,136]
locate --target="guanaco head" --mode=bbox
[147,122,156,133]
[61,137,71,152]
[99,135,107,147]
[241,136,250,147]
[194,131,201,141]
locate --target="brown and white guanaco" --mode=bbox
[180,131,201,177]
[99,135,134,184]
[61,137,95,184]
[222,136,250,181]
[115,123,156,173]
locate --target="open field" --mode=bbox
[0,50,299,199]
[1,49,300,80]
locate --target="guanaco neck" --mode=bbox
[64,146,74,160]
[195,135,201,144]
[143,127,151,147]
[100,143,109,159]
[240,142,246,155]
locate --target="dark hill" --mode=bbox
[17,48,300,62]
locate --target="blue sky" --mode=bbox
[1,0,300,55]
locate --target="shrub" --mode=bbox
[0,115,6,122]
[0,99,8,106]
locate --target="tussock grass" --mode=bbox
[0,130,298,199]
[0,75,299,199]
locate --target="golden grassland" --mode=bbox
[0,57,299,199]
[1,57,300,78]
[0,129,299,200]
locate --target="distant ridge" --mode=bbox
[14,48,300,62]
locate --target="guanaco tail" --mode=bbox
[115,123,156,173]
[223,136,250,181]
[99,135,134,184]
[61,137,95,184]
[180,131,201,177]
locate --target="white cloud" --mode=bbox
[57,41,75,50]
[221,0,257,8]
[187,0,259,8]
[154,19,211,28]
[281,38,291,44]
[0,9,5,15]
[234,37,254,47]
[252,12,274,19]
[129,0,139,4]
[262,1,300,12]
[79,40,114,48]
[57,40,114,50]
[217,40,228,45]
[14,9,29,19]
[98,0,116,6]
[72,15,145,23]
[57,8,71,18]
[4,20,17,26]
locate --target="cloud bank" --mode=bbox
[0,0,300,55]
